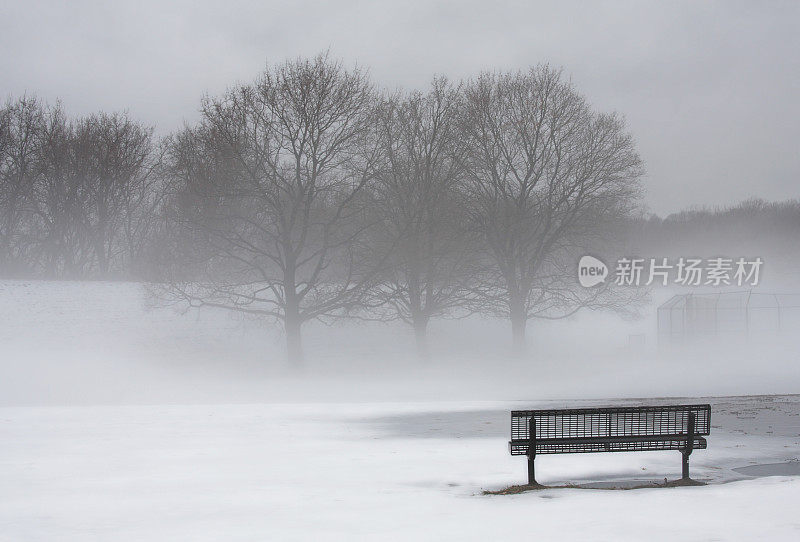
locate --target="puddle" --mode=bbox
[484,477,707,494]
[567,478,707,489]
[732,462,800,477]
[359,409,508,439]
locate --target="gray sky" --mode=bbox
[1,0,797,215]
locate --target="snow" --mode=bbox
[2,280,800,540]
[2,398,800,541]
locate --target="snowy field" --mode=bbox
[2,397,800,541]
[1,281,800,540]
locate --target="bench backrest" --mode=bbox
[511,404,711,443]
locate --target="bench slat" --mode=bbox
[509,435,708,455]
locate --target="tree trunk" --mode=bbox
[284,313,304,368]
[284,280,304,368]
[95,238,109,276]
[283,258,304,368]
[509,297,527,358]
[412,316,430,361]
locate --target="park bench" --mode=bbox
[509,404,711,485]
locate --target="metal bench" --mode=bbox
[509,404,711,485]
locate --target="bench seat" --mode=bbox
[510,434,708,455]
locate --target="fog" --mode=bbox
[2,278,798,407]
[2,4,800,539]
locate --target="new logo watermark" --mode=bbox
[578,255,609,287]
[578,256,763,287]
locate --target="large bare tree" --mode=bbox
[165,54,381,366]
[368,79,475,359]
[462,66,644,355]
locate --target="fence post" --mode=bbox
[682,411,695,479]
[527,417,537,485]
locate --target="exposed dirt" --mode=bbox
[484,478,706,494]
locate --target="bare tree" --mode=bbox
[164,54,381,366]
[34,105,95,276]
[462,66,644,356]
[367,79,475,359]
[0,96,44,276]
[71,112,155,276]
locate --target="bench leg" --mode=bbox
[527,454,536,485]
[682,412,695,480]
[527,417,537,485]
[682,450,690,479]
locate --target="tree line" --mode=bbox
[0,97,164,279]
[1,54,645,363]
[622,198,800,288]
[630,198,800,249]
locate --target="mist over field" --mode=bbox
[1,277,798,407]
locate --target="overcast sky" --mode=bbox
[1,0,797,215]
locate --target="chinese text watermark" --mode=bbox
[578,257,763,287]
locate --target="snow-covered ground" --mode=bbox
[2,397,800,541]
[1,281,800,540]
